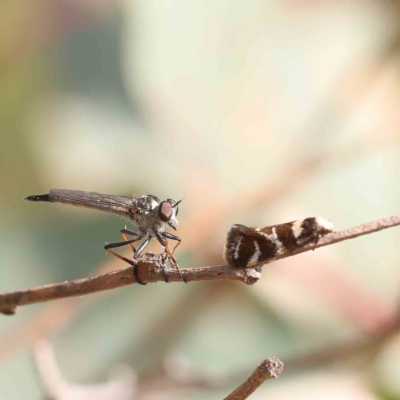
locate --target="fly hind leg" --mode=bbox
[120,228,142,255]
[104,230,146,284]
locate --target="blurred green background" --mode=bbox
[0,1,399,399]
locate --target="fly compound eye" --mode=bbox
[158,201,173,222]
[166,199,180,216]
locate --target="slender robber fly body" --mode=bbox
[25,189,184,283]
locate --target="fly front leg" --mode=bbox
[162,231,181,255]
[156,233,185,283]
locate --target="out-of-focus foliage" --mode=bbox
[0,1,399,399]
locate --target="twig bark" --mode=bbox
[0,215,399,315]
[0,263,262,315]
[224,357,284,400]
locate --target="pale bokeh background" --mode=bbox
[0,1,399,399]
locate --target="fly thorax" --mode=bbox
[139,212,157,228]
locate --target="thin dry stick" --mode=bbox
[224,357,284,400]
[0,215,399,315]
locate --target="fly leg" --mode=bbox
[158,251,170,282]
[157,233,185,283]
[162,231,181,255]
[120,228,142,255]
[130,235,152,284]
[104,231,147,284]
[104,237,140,265]
[105,229,143,260]
[134,236,152,258]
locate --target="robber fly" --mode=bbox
[25,189,184,283]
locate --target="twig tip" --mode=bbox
[262,357,284,379]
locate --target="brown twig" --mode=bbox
[0,215,399,315]
[224,357,284,400]
[0,262,262,315]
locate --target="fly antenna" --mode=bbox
[174,199,184,208]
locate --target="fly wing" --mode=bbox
[47,189,139,218]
